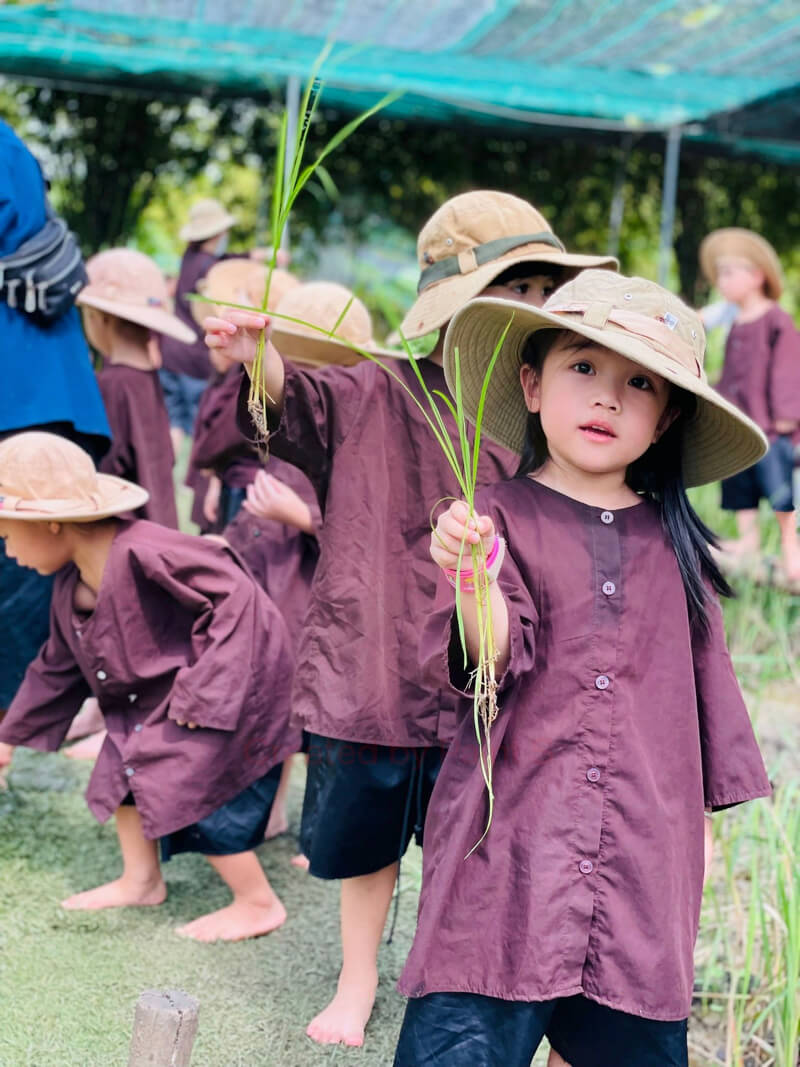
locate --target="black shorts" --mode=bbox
[394,991,688,1067]
[721,435,795,513]
[122,764,283,861]
[299,734,445,880]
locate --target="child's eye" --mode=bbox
[629,375,653,391]
[571,360,594,375]
[511,282,529,295]
[542,284,556,299]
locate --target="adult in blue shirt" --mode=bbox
[0,120,110,712]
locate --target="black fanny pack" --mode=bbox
[0,204,88,323]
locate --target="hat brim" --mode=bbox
[0,473,150,522]
[271,324,403,367]
[77,293,196,344]
[699,231,783,300]
[444,297,768,489]
[178,213,238,242]
[400,245,619,342]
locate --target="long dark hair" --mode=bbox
[516,329,733,632]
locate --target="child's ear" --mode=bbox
[520,363,541,413]
[47,521,62,536]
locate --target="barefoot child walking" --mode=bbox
[394,270,772,1066]
[205,191,617,1048]
[0,433,300,942]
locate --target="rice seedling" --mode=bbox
[245,48,400,434]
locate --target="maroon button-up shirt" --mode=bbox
[97,363,178,528]
[400,477,771,1020]
[239,357,518,748]
[190,366,262,490]
[0,520,300,839]
[716,305,800,445]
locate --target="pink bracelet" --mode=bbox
[444,536,505,592]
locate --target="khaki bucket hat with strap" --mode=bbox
[0,432,149,522]
[400,190,619,342]
[444,269,767,488]
[179,198,237,243]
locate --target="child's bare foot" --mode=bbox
[175,897,286,942]
[291,853,310,871]
[61,875,166,910]
[306,970,378,1047]
[264,803,288,840]
[65,697,104,742]
[64,729,107,761]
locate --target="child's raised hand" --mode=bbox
[431,500,495,573]
[204,309,271,366]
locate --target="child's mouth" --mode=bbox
[580,423,616,441]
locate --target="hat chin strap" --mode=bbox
[417,232,566,293]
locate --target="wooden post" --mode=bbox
[127,990,199,1067]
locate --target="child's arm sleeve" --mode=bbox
[237,360,368,502]
[768,320,800,424]
[144,544,286,733]
[419,497,539,702]
[693,594,772,811]
[0,605,91,750]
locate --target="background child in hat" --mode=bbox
[0,432,300,942]
[78,248,192,530]
[394,270,771,1066]
[204,191,616,1050]
[699,227,800,587]
[159,197,238,454]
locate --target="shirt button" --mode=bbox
[125,766,135,777]
[96,669,107,681]
[128,693,138,703]
[133,724,143,733]
[595,674,610,690]
[602,581,616,596]
[587,767,601,783]
[579,860,594,875]
[600,511,614,524]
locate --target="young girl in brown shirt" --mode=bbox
[395,271,771,1066]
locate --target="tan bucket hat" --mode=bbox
[699,228,783,300]
[444,269,767,488]
[399,190,619,342]
[190,259,299,328]
[78,249,196,343]
[179,198,237,243]
[0,432,149,522]
[272,281,400,367]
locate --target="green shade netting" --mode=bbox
[0,1,798,151]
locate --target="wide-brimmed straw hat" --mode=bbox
[444,269,767,488]
[0,433,149,522]
[178,198,237,243]
[699,228,783,300]
[399,191,619,343]
[190,259,299,328]
[272,282,399,367]
[77,249,196,343]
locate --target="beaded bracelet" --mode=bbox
[444,536,506,593]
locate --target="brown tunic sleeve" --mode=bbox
[0,571,91,750]
[131,540,273,733]
[239,358,372,505]
[767,309,800,428]
[692,594,772,811]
